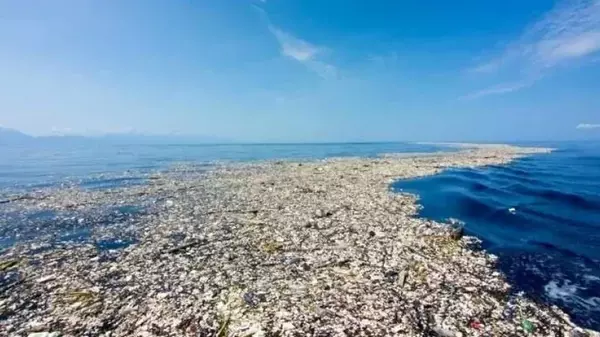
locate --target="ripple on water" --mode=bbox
[392,145,600,330]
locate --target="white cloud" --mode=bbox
[576,123,600,129]
[460,80,534,100]
[470,60,503,74]
[467,0,600,98]
[542,31,600,62]
[269,27,320,62]
[268,25,336,78]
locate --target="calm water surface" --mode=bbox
[0,142,447,190]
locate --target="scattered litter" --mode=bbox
[522,319,535,334]
[28,332,61,337]
[470,320,483,330]
[0,145,592,336]
[36,274,56,283]
[433,326,456,337]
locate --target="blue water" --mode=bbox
[392,142,600,330]
[0,142,451,252]
[0,142,448,191]
[0,204,146,251]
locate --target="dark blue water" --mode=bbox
[392,142,600,330]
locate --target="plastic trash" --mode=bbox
[522,319,535,334]
[470,320,482,330]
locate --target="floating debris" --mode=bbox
[0,259,19,271]
[0,145,597,336]
[470,320,483,330]
[523,319,536,334]
[28,332,61,337]
[449,224,464,240]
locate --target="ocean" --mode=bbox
[1,141,599,330]
[0,142,453,250]
[0,142,447,191]
[393,141,600,330]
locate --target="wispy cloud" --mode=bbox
[252,3,337,79]
[467,0,600,98]
[268,26,336,78]
[461,80,535,100]
[269,27,320,62]
[576,123,600,129]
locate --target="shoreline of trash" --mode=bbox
[1,144,598,336]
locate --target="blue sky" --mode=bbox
[1,0,599,142]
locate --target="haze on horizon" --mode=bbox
[1,0,600,143]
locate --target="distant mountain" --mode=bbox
[0,127,34,144]
[0,127,229,145]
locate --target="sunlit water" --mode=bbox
[0,142,447,191]
[393,142,600,330]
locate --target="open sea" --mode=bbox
[1,141,599,330]
[0,142,446,191]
